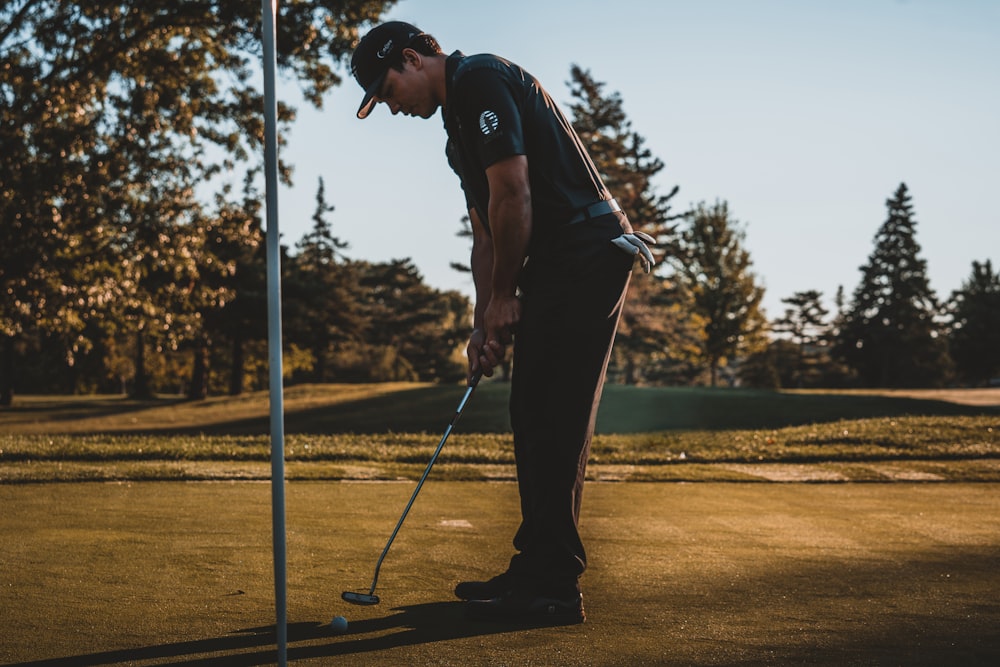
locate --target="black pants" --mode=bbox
[506,213,632,596]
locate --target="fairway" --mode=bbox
[2,386,999,664]
[2,481,999,666]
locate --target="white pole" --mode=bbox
[261,1,288,665]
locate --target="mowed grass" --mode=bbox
[1,383,998,483]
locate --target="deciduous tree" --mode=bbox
[672,201,768,386]
[0,0,395,401]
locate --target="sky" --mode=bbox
[269,0,999,318]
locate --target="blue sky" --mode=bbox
[271,0,999,317]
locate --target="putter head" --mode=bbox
[342,590,380,606]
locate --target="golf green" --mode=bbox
[2,482,999,665]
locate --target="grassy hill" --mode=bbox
[2,382,998,435]
[1,384,997,483]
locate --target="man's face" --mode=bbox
[375,55,437,119]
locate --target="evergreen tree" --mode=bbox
[450,214,474,275]
[566,66,701,385]
[948,259,1000,386]
[739,339,799,389]
[285,178,366,383]
[773,290,829,387]
[834,183,950,387]
[353,259,470,383]
[672,201,768,386]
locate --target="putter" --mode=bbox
[342,372,483,606]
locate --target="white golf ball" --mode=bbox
[330,615,348,634]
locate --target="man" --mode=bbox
[351,21,653,624]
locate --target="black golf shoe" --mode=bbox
[454,572,513,601]
[464,589,585,625]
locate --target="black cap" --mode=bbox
[351,21,425,119]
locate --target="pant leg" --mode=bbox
[507,216,632,594]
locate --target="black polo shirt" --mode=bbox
[442,51,610,249]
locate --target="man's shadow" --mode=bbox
[8,601,547,666]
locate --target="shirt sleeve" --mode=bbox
[453,67,525,169]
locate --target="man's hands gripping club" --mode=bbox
[469,294,520,379]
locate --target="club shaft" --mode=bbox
[365,376,481,595]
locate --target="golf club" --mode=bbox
[342,372,483,606]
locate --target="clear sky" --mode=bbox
[271,0,999,318]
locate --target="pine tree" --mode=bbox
[673,201,768,387]
[948,260,1000,386]
[352,259,469,382]
[285,178,365,383]
[566,66,702,384]
[773,290,829,387]
[834,183,950,387]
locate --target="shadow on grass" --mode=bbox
[6,601,529,666]
[5,384,998,436]
[0,397,186,425]
[191,385,997,435]
[594,386,999,433]
[8,551,1000,666]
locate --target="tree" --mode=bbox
[190,173,267,396]
[773,290,830,387]
[353,260,470,383]
[0,0,396,401]
[948,260,1000,386]
[1,11,120,402]
[672,201,768,386]
[834,183,950,387]
[739,339,799,389]
[565,66,701,385]
[285,177,366,383]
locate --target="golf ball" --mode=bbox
[330,615,348,634]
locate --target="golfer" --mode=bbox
[351,21,653,624]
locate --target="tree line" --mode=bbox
[3,3,998,404]
[746,183,1000,390]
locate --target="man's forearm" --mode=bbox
[484,155,532,300]
[469,208,494,331]
[488,189,531,300]
[471,235,493,330]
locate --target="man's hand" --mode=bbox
[468,292,521,379]
[467,328,499,379]
[611,231,657,273]
[485,293,520,345]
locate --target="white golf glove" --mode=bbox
[611,231,657,273]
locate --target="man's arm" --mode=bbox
[485,155,532,308]
[466,154,531,378]
[481,154,531,372]
[467,207,494,378]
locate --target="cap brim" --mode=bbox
[356,72,386,119]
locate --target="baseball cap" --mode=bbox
[351,21,425,119]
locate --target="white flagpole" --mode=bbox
[261,1,288,664]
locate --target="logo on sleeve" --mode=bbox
[479,110,500,136]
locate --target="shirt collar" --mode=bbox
[442,50,465,123]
